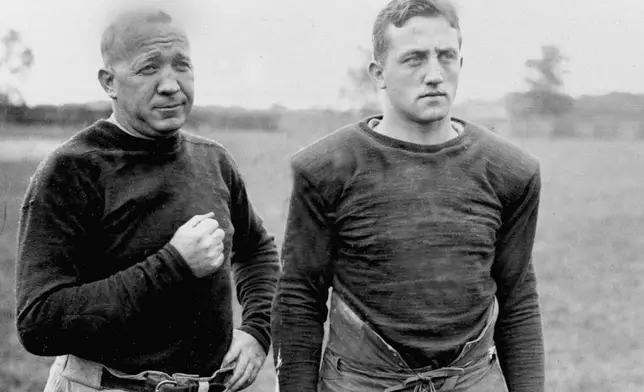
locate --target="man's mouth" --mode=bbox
[420,92,445,98]
[156,103,183,110]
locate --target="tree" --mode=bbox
[340,46,380,115]
[525,45,567,93]
[0,29,34,106]
[523,45,574,118]
[506,45,575,138]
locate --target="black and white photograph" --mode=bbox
[0,1,642,391]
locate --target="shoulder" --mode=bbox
[180,131,247,188]
[181,131,238,167]
[37,121,107,177]
[463,119,540,185]
[26,122,106,202]
[288,119,375,205]
[290,120,367,180]
[181,131,229,155]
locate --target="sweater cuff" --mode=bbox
[162,243,197,280]
[238,325,271,354]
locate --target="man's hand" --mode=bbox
[169,212,226,278]
[222,329,266,391]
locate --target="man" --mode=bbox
[272,0,544,391]
[15,9,279,392]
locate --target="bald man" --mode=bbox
[15,9,279,392]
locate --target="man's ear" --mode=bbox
[98,68,117,99]
[460,56,464,69]
[368,60,386,90]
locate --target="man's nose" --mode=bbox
[157,68,181,95]
[423,57,443,85]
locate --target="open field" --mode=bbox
[1,125,643,392]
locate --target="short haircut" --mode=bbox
[372,0,462,64]
[100,9,173,66]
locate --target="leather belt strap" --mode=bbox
[101,364,234,392]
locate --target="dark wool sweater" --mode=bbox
[272,116,544,392]
[15,120,279,375]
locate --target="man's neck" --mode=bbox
[375,111,459,146]
[106,113,155,140]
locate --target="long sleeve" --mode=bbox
[492,168,545,392]
[228,158,280,354]
[272,169,335,392]
[15,152,194,356]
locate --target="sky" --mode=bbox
[0,0,642,110]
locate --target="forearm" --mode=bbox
[233,234,280,353]
[227,152,283,352]
[495,271,545,392]
[272,278,328,392]
[16,243,192,356]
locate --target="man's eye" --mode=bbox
[439,52,457,61]
[405,56,422,65]
[175,62,192,71]
[138,65,158,74]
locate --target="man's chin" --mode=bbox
[414,110,449,124]
[151,117,186,134]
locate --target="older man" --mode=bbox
[15,9,279,392]
[272,1,545,391]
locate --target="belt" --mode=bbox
[101,364,234,392]
[383,347,496,392]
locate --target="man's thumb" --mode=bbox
[222,345,239,366]
[185,212,215,228]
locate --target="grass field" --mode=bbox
[1,125,643,392]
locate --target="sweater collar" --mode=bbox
[106,113,155,140]
[98,118,183,155]
[359,115,471,154]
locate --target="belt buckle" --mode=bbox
[157,375,220,392]
[155,379,178,392]
[418,383,436,392]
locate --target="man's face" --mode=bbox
[106,22,194,137]
[379,16,462,125]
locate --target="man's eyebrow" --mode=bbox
[436,46,459,53]
[131,51,162,66]
[399,49,428,58]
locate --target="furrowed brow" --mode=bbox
[175,52,191,61]
[400,49,428,59]
[436,46,459,55]
[132,51,162,66]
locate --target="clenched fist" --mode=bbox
[169,212,226,278]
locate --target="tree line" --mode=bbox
[0,30,282,132]
[342,45,644,140]
[0,102,282,132]
[2,29,643,139]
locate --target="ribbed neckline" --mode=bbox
[96,119,183,155]
[357,115,471,154]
